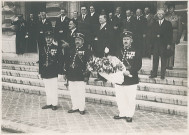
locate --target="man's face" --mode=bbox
[99,15,106,24]
[45,36,53,44]
[41,13,46,20]
[60,10,66,16]
[126,10,131,17]
[81,7,87,15]
[73,12,78,18]
[157,10,165,20]
[30,14,33,19]
[69,21,76,30]
[144,8,149,15]
[115,7,121,15]
[168,7,174,13]
[123,37,133,48]
[75,38,84,48]
[136,9,142,16]
[90,6,95,13]
[109,13,113,19]
[50,49,57,56]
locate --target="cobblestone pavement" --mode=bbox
[2,90,188,134]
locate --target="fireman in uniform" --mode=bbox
[114,31,142,122]
[39,31,63,110]
[66,33,90,115]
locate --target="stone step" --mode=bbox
[2,75,67,89]
[2,69,39,79]
[2,59,38,66]
[2,77,187,106]
[139,69,187,78]
[88,75,187,88]
[2,82,187,116]
[139,75,187,87]
[2,63,39,72]
[138,83,187,96]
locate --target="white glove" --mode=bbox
[104,47,109,54]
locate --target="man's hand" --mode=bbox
[114,26,118,30]
[104,47,109,54]
[38,74,42,79]
[123,70,131,76]
[167,45,171,50]
[58,74,64,81]
[143,34,146,38]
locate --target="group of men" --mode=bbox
[11,3,182,122]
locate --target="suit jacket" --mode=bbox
[54,16,70,42]
[122,16,135,33]
[151,19,173,48]
[89,12,99,38]
[112,15,123,33]
[134,15,147,36]
[37,19,52,40]
[26,19,37,38]
[94,23,113,57]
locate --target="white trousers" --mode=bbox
[43,77,58,106]
[115,84,138,117]
[69,81,86,111]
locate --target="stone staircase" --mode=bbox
[2,53,188,116]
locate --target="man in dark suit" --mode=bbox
[54,9,70,45]
[94,14,113,57]
[37,12,52,54]
[143,7,154,57]
[134,9,147,55]
[77,5,91,49]
[112,7,123,55]
[11,14,27,54]
[122,9,136,33]
[149,9,173,79]
[72,11,78,26]
[26,13,38,53]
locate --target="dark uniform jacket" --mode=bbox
[54,16,70,42]
[117,46,142,85]
[39,43,63,78]
[66,45,90,81]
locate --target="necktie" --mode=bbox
[82,15,85,20]
[138,16,140,20]
[159,20,161,26]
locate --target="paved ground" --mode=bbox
[2,90,188,134]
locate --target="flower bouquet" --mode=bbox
[87,56,126,84]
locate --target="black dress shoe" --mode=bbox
[149,75,157,78]
[52,106,57,110]
[113,115,126,119]
[79,110,85,115]
[68,109,79,113]
[126,117,132,122]
[42,105,52,109]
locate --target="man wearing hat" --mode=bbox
[114,31,142,122]
[11,14,27,54]
[39,31,63,110]
[66,33,90,115]
[149,9,173,79]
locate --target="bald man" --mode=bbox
[149,9,173,79]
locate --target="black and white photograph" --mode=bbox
[1,0,188,134]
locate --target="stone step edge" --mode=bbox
[2,88,187,117]
[2,119,60,133]
[2,74,187,96]
[2,63,187,78]
[2,82,188,107]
